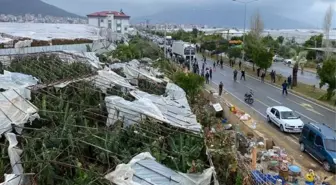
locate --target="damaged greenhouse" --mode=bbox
[0,54,216,185]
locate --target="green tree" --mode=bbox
[306,50,316,60]
[276,36,284,45]
[304,34,323,48]
[173,72,205,103]
[192,28,199,38]
[262,35,279,53]
[291,51,307,86]
[277,45,291,58]
[251,44,273,71]
[318,57,336,100]
[228,47,242,59]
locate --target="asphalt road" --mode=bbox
[197,56,336,131]
[270,62,325,88]
[244,61,323,88]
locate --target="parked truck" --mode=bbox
[172,41,196,62]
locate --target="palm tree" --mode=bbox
[292,51,307,87]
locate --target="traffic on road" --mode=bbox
[195,55,336,172]
[147,33,336,173]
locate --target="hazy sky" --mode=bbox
[43,0,335,26]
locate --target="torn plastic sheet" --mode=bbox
[94,69,135,93]
[105,152,214,185]
[60,51,103,69]
[110,60,163,83]
[0,70,38,99]
[0,89,39,135]
[0,133,24,185]
[105,96,166,127]
[105,82,202,133]
[130,89,201,133]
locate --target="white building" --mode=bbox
[87,10,130,34]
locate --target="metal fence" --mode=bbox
[0,40,114,56]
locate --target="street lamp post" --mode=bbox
[233,0,258,63]
[164,24,167,59]
[189,38,192,71]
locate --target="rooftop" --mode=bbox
[272,106,292,112]
[308,122,336,140]
[87,11,130,18]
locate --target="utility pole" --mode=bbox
[233,0,258,63]
[164,23,167,59]
[189,38,192,71]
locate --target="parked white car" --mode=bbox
[266,106,304,133]
[273,55,284,62]
[283,59,293,65]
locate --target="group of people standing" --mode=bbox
[193,55,294,97]
[193,56,213,84]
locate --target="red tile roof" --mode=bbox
[87,11,130,18]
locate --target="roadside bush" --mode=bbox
[304,60,317,69]
[173,72,205,103]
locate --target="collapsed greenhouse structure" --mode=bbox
[0,54,217,185]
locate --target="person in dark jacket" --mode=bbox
[240,69,246,81]
[239,61,242,70]
[287,75,292,89]
[257,67,261,77]
[210,68,213,79]
[219,81,223,96]
[205,71,210,84]
[282,80,288,95]
[261,70,265,83]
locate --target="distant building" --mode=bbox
[87,10,130,34]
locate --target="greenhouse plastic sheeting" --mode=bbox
[105,96,166,127]
[0,89,39,135]
[94,69,135,93]
[0,70,38,99]
[0,133,24,185]
[105,81,201,133]
[105,152,214,185]
[61,51,103,69]
[110,60,163,83]
[130,88,201,133]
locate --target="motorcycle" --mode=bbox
[244,90,254,105]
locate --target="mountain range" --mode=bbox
[132,5,313,29]
[0,0,312,29]
[0,0,82,18]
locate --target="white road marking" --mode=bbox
[246,85,257,92]
[286,136,299,145]
[295,111,317,123]
[211,81,267,118]
[267,96,282,104]
[243,72,336,113]
[256,99,270,107]
[288,99,324,116]
[290,135,300,140]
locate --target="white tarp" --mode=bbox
[130,88,201,133]
[105,81,201,133]
[0,133,24,185]
[110,60,163,83]
[60,51,103,69]
[105,152,214,185]
[105,96,165,127]
[0,89,39,135]
[94,69,135,93]
[0,70,38,99]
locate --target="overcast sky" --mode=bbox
[43,0,335,27]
